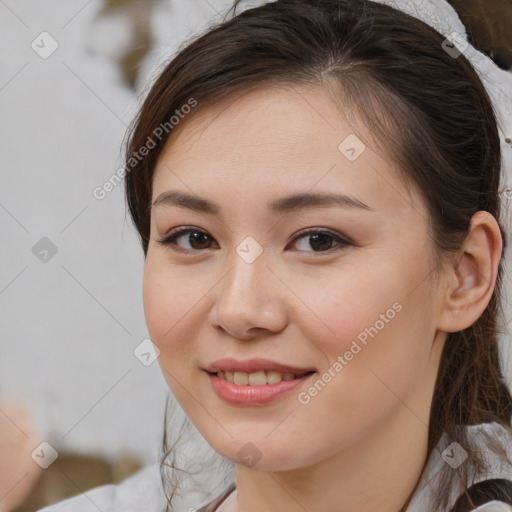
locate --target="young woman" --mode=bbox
[38,0,512,511]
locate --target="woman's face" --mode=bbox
[143,85,448,470]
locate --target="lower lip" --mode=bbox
[206,371,315,405]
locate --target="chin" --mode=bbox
[208,437,306,471]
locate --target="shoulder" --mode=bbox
[471,502,512,512]
[405,421,512,511]
[35,464,168,512]
[450,422,512,510]
[465,422,512,482]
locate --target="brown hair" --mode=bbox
[122,1,512,510]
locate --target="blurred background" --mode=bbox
[0,0,511,511]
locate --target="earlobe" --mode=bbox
[437,211,503,333]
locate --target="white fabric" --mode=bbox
[473,502,512,512]
[405,421,512,511]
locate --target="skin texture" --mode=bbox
[143,85,502,512]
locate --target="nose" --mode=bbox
[208,247,289,340]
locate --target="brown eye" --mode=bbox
[157,227,352,254]
[289,229,352,253]
[157,228,216,252]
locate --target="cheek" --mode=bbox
[143,265,205,407]
[142,257,204,370]
[291,254,435,404]
[291,258,406,356]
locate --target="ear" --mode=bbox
[437,211,503,333]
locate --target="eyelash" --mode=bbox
[156,226,354,254]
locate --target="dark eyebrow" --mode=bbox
[151,190,374,215]
[269,191,373,214]
[152,191,221,215]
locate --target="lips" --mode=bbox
[204,357,316,375]
[207,370,316,405]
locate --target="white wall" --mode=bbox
[0,0,236,464]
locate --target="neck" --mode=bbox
[227,334,445,512]
[232,413,427,512]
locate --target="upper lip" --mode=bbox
[205,358,316,375]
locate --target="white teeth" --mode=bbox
[216,370,305,385]
[234,371,249,385]
[266,371,284,384]
[248,371,266,386]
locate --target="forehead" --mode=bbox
[159,84,356,167]
[152,84,422,220]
